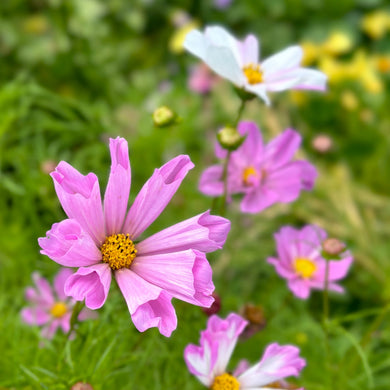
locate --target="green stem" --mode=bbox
[323,260,331,387]
[234,99,246,127]
[67,301,85,339]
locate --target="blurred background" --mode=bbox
[0,1,390,389]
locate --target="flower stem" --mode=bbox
[67,300,84,339]
[218,99,247,215]
[323,259,332,387]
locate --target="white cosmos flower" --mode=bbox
[184,25,327,105]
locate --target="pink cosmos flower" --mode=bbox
[199,121,317,213]
[188,63,219,94]
[38,137,230,337]
[267,225,354,299]
[184,26,327,105]
[21,269,94,339]
[184,313,306,389]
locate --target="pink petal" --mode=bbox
[132,249,214,307]
[199,165,224,197]
[64,263,111,310]
[51,161,105,245]
[59,312,72,333]
[41,320,61,339]
[21,307,51,326]
[287,279,311,299]
[103,137,131,235]
[293,160,318,191]
[234,121,264,167]
[267,257,296,279]
[328,256,353,281]
[32,273,55,306]
[38,219,101,268]
[263,129,301,170]
[123,155,194,239]
[238,343,306,387]
[53,268,74,301]
[240,186,279,213]
[136,211,230,255]
[115,268,177,337]
[239,34,259,66]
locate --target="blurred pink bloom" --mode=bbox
[188,63,219,94]
[199,121,317,213]
[39,137,230,337]
[267,225,354,299]
[21,269,94,339]
[184,313,306,389]
[184,26,327,105]
[214,0,233,9]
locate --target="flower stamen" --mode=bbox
[50,302,68,318]
[211,373,240,390]
[101,233,137,270]
[243,63,263,85]
[294,257,317,279]
[243,166,258,186]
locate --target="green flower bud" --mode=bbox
[152,106,179,128]
[217,126,246,151]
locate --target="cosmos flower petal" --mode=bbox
[104,137,131,235]
[32,272,55,306]
[199,165,224,196]
[51,161,105,245]
[123,155,194,239]
[267,257,296,279]
[262,46,303,75]
[53,268,74,301]
[239,34,259,65]
[328,257,354,281]
[136,211,230,255]
[185,313,248,386]
[41,320,61,340]
[132,249,214,307]
[294,68,328,91]
[115,268,177,337]
[287,279,311,299]
[263,129,301,169]
[21,307,51,326]
[238,343,306,387]
[235,121,264,166]
[292,160,318,191]
[38,219,102,268]
[64,263,111,310]
[240,187,279,214]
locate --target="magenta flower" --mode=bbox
[184,313,306,389]
[39,137,230,337]
[188,63,219,94]
[21,269,94,339]
[199,121,317,213]
[267,225,354,299]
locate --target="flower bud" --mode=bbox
[322,237,346,257]
[152,106,179,128]
[239,303,266,340]
[70,382,94,390]
[217,126,246,151]
[201,292,221,316]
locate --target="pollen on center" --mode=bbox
[101,233,137,270]
[211,373,240,390]
[50,302,68,318]
[243,63,263,85]
[294,257,317,279]
[243,166,258,186]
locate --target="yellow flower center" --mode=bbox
[101,233,137,270]
[243,63,263,85]
[211,373,240,390]
[243,166,258,186]
[50,302,68,318]
[294,257,317,279]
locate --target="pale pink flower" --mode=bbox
[39,137,230,337]
[188,63,219,94]
[184,313,306,389]
[21,269,94,339]
[199,121,317,213]
[267,225,354,299]
[184,26,327,105]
